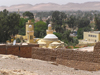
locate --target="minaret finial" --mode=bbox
[18,9,19,14]
[46,24,53,34]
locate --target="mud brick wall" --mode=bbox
[94,42,100,53]
[32,46,100,65]
[93,42,100,63]
[32,48,94,62]
[0,45,6,54]
[56,49,94,62]
[32,47,57,61]
[7,46,19,56]
[0,44,39,58]
[56,49,95,65]
[20,45,34,58]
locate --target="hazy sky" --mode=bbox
[0,0,100,6]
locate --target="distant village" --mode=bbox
[17,10,99,47]
[0,9,100,50]
[1,2,100,75]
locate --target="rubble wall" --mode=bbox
[32,44,100,66]
[93,42,100,63]
[32,47,57,61]
[0,44,39,58]
[0,42,100,66]
[32,48,94,62]
[0,45,6,54]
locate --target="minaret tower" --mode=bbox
[18,9,19,14]
[46,24,53,34]
[26,20,34,43]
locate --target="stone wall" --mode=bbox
[32,45,100,66]
[0,44,39,58]
[32,48,57,61]
[1,42,100,66]
[0,45,6,54]
[93,42,100,63]
[32,48,94,62]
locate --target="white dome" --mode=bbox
[44,34,58,40]
[29,25,32,28]
[48,24,51,27]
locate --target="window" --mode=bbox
[30,35,33,39]
[95,40,97,42]
[88,35,91,37]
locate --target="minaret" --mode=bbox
[26,20,34,43]
[46,24,53,34]
[18,9,19,14]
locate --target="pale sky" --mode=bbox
[0,0,100,6]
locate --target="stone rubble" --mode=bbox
[0,69,38,75]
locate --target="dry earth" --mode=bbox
[0,54,100,75]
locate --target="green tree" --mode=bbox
[78,17,90,28]
[18,18,28,35]
[7,13,20,35]
[77,28,84,39]
[34,21,47,38]
[46,19,51,25]
[95,16,100,30]
[72,37,79,46]
[61,30,72,44]
[67,15,76,29]
[53,32,62,40]
[23,11,34,19]
[0,9,20,42]
[77,26,91,39]
[52,11,67,33]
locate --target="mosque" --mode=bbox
[15,20,65,49]
[15,20,35,43]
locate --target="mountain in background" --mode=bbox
[1,2,100,11]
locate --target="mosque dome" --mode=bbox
[44,34,58,41]
[38,23,65,49]
[48,24,51,27]
[29,25,32,28]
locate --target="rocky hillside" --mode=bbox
[0,2,100,11]
[0,69,37,75]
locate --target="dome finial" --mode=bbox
[48,24,51,27]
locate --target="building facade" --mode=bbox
[84,31,100,42]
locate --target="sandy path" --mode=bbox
[0,54,100,75]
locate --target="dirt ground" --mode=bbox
[0,54,100,75]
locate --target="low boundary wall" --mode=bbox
[32,42,100,66]
[0,44,39,58]
[0,42,100,67]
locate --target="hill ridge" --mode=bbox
[1,2,100,11]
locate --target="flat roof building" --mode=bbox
[84,31,100,42]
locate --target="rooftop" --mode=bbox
[44,34,58,40]
[86,31,100,34]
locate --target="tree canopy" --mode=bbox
[78,17,90,28]
[23,11,34,19]
[95,15,100,30]
[67,15,76,29]
[34,21,47,38]
[0,9,20,42]
[18,18,29,35]
[52,11,67,33]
